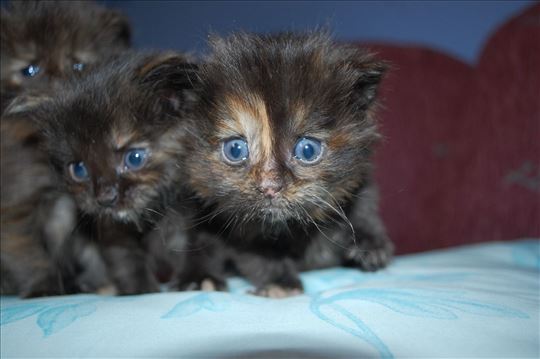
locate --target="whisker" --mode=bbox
[316,188,356,245]
[218,210,239,237]
[298,200,349,251]
[144,207,165,218]
[181,206,227,230]
[167,240,214,253]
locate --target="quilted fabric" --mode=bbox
[1,239,538,358]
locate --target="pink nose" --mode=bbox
[257,178,283,199]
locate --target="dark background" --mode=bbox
[104,1,532,63]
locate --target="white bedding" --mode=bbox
[1,239,538,358]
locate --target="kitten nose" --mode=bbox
[257,177,283,199]
[97,186,118,207]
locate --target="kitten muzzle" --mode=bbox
[96,186,119,207]
[257,176,284,199]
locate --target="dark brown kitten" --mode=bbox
[0,0,131,297]
[182,32,393,297]
[37,52,197,294]
[1,101,113,298]
[1,0,130,112]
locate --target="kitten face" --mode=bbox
[39,53,195,224]
[1,0,130,98]
[187,33,386,225]
[59,127,171,223]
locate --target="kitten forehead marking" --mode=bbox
[292,101,309,130]
[223,95,272,163]
[111,126,136,150]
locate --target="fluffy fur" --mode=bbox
[1,0,130,112]
[181,32,393,297]
[0,0,131,297]
[36,52,197,294]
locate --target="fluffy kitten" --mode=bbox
[181,32,393,297]
[37,52,197,294]
[0,0,131,297]
[1,0,130,112]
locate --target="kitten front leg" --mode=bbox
[169,233,228,292]
[309,220,392,272]
[0,241,65,298]
[102,247,158,295]
[98,225,159,295]
[100,244,158,295]
[343,184,394,271]
[344,233,394,271]
[145,222,227,292]
[20,271,65,298]
[172,253,228,292]
[233,251,303,298]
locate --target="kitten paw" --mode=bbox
[115,279,160,295]
[96,284,118,296]
[173,276,228,292]
[21,275,64,298]
[250,284,304,299]
[200,278,222,291]
[345,239,394,271]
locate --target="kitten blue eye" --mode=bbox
[124,148,148,170]
[21,64,41,77]
[294,137,323,164]
[223,138,249,164]
[69,161,89,182]
[72,63,85,72]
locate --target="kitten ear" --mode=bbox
[0,7,13,46]
[346,51,389,110]
[3,92,53,115]
[98,9,132,48]
[136,53,199,114]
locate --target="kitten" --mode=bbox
[1,0,131,112]
[0,0,131,297]
[1,107,110,296]
[181,32,393,297]
[36,52,197,294]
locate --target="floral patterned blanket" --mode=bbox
[1,239,538,358]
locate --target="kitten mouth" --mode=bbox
[98,206,133,221]
[260,198,284,211]
[115,210,131,219]
[260,207,280,214]
[259,201,291,220]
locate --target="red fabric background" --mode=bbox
[366,4,540,254]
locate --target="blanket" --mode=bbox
[1,239,538,358]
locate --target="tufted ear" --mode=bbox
[345,50,389,110]
[136,53,199,114]
[98,9,132,48]
[3,91,53,115]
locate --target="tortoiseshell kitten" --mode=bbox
[181,32,393,297]
[1,0,130,112]
[37,52,197,294]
